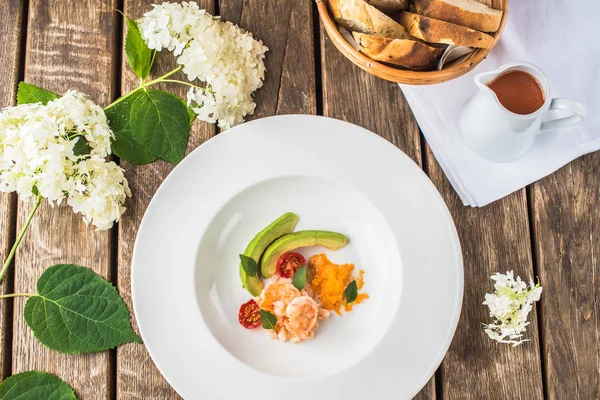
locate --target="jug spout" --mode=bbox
[474,69,500,92]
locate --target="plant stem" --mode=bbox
[143,65,184,88]
[0,293,35,299]
[0,195,43,283]
[160,79,201,89]
[103,65,184,111]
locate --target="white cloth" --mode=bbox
[400,0,600,207]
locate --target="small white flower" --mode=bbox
[483,271,542,346]
[0,91,130,230]
[138,2,268,129]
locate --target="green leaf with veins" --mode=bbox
[130,90,190,164]
[292,264,306,291]
[17,82,60,105]
[0,371,76,400]
[260,310,277,330]
[105,91,157,164]
[124,17,153,79]
[239,254,258,277]
[23,264,142,354]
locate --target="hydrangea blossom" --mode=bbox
[138,1,268,129]
[483,271,542,346]
[0,91,130,230]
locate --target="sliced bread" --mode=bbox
[364,0,409,13]
[399,12,494,48]
[328,0,409,39]
[413,0,503,32]
[352,32,444,70]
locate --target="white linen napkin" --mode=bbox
[399,0,600,207]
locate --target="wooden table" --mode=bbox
[1,1,598,399]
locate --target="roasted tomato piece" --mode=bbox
[238,299,261,329]
[276,252,306,278]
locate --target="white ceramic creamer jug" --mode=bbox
[460,62,586,162]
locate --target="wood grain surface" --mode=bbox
[0,0,24,383]
[424,148,544,399]
[531,154,600,399]
[114,1,215,398]
[320,22,434,399]
[11,1,118,399]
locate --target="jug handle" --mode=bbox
[540,98,586,132]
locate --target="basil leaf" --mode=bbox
[105,91,157,164]
[260,310,277,330]
[17,82,60,105]
[345,280,358,304]
[130,90,190,164]
[124,17,153,79]
[0,371,76,400]
[24,264,142,354]
[292,264,306,291]
[239,254,258,277]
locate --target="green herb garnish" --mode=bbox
[345,280,358,304]
[239,254,258,277]
[260,310,277,330]
[291,264,307,290]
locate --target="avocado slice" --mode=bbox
[260,230,349,278]
[240,212,299,296]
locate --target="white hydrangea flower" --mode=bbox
[483,271,542,346]
[0,91,130,230]
[138,1,268,129]
[65,156,131,230]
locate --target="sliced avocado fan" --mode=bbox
[260,230,349,278]
[239,212,299,296]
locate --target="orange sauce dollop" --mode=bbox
[309,253,369,316]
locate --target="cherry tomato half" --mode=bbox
[276,252,306,278]
[238,299,261,329]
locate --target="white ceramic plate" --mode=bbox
[132,115,463,400]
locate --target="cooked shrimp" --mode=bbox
[285,296,319,339]
[258,279,301,314]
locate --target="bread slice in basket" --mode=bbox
[328,0,409,39]
[364,0,410,13]
[413,0,503,32]
[353,32,444,70]
[399,12,494,48]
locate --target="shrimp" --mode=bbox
[285,296,319,339]
[258,279,301,314]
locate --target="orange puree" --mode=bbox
[308,253,369,316]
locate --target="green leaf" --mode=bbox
[345,280,358,304]
[72,137,90,156]
[182,98,196,127]
[17,82,60,105]
[105,91,157,164]
[24,264,142,354]
[124,17,153,79]
[130,90,190,164]
[0,371,76,400]
[291,264,306,291]
[260,310,277,330]
[239,254,258,277]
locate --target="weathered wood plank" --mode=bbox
[115,1,215,399]
[531,154,600,399]
[220,0,317,117]
[11,1,118,398]
[0,0,25,382]
[320,22,431,398]
[424,149,544,398]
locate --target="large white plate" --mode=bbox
[132,115,463,399]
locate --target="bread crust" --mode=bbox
[328,0,409,39]
[353,32,444,70]
[364,0,409,13]
[413,0,503,32]
[399,12,494,48]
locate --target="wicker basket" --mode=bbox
[316,0,508,85]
